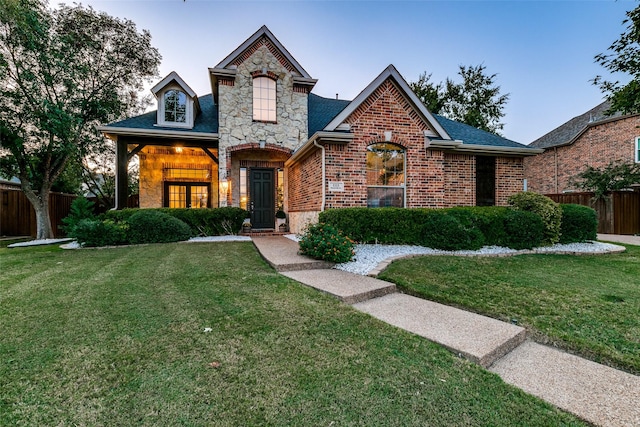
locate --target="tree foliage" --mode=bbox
[594,3,640,115]
[570,161,640,200]
[0,0,160,238]
[409,64,509,134]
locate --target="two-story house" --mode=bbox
[99,26,541,233]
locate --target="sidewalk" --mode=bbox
[598,233,640,246]
[251,236,640,427]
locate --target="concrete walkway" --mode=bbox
[251,236,640,427]
[598,233,640,246]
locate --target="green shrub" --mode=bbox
[299,223,355,263]
[73,219,127,247]
[127,210,192,244]
[103,207,247,236]
[559,204,598,243]
[502,210,545,249]
[62,196,96,236]
[446,206,510,246]
[508,192,562,245]
[419,212,485,251]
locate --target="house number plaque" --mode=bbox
[328,181,345,192]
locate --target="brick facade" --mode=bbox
[288,79,526,226]
[524,115,640,194]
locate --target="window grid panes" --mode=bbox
[253,77,276,122]
[240,167,248,210]
[168,185,187,208]
[164,168,210,181]
[164,90,187,123]
[636,137,640,163]
[366,143,405,208]
[190,186,208,209]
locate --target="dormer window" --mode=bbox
[253,76,276,122]
[151,71,199,129]
[164,90,187,123]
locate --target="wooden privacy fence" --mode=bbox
[546,191,640,235]
[0,189,76,238]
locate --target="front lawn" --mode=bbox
[0,242,584,426]
[379,245,640,375]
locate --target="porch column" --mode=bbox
[115,138,128,210]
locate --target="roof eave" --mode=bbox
[285,131,354,166]
[97,126,219,141]
[428,142,543,156]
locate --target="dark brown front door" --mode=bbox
[476,156,496,206]
[250,169,275,228]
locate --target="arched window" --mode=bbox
[366,143,405,208]
[164,90,187,123]
[253,76,276,122]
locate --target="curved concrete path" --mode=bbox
[251,236,640,427]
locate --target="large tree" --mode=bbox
[594,2,640,114]
[0,0,160,238]
[409,64,509,135]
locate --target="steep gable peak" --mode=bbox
[213,25,312,79]
[323,64,450,139]
[150,71,197,99]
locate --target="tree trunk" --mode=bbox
[22,185,55,240]
[33,194,54,240]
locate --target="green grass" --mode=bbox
[379,245,640,375]
[0,242,584,426]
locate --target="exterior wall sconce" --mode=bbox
[259,140,266,149]
[220,179,229,194]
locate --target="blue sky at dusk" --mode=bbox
[53,0,636,144]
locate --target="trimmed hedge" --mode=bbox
[559,204,598,244]
[103,207,247,236]
[508,192,562,245]
[73,219,128,247]
[127,210,192,244]
[319,206,546,251]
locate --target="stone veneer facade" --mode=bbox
[524,115,640,194]
[216,37,308,206]
[138,147,219,208]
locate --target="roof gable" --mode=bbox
[214,25,311,78]
[151,71,197,99]
[323,65,451,139]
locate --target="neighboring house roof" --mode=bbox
[529,101,622,149]
[102,94,218,136]
[307,93,350,136]
[433,114,528,149]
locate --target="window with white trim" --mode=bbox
[366,143,405,208]
[164,90,187,123]
[636,137,640,163]
[253,76,276,122]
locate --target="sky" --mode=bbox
[52,0,637,144]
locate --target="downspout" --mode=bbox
[313,139,326,211]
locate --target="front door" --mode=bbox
[250,168,275,229]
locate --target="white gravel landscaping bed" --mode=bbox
[283,234,625,276]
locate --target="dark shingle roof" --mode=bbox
[106,94,218,134]
[529,101,619,149]
[308,93,350,135]
[433,114,529,149]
